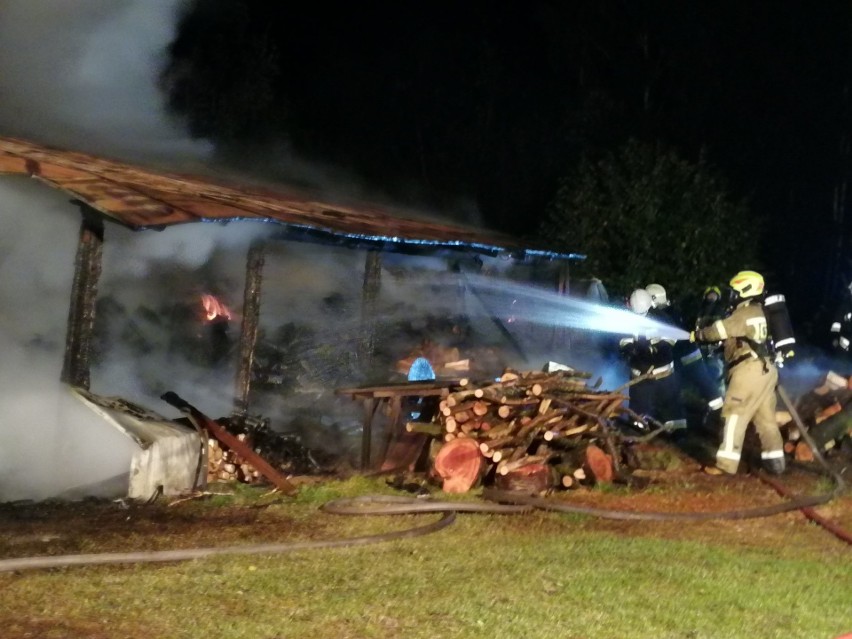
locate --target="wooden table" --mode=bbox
[336,380,461,470]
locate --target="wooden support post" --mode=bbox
[358,249,382,378]
[61,209,104,389]
[556,261,570,295]
[361,397,378,470]
[551,260,571,350]
[233,242,265,420]
[378,395,403,468]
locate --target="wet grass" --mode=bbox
[0,476,850,639]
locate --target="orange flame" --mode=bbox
[200,294,232,321]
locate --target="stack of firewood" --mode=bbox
[207,435,262,485]
[414,369,634,493]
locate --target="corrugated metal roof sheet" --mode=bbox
[0,136,583,261]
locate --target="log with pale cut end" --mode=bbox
[454,410,472,423]
[472,401,489,416]
[479,435,520,453]
[496,453,548,476]
[434,437,483,493]
[405,421,443,437]
[490,448,519,464]
[584,444,613,483]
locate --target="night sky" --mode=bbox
[164,1,851,335]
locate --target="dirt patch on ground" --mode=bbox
[0,489,325,559]
[0,451,849,563]
[546,455,852,555]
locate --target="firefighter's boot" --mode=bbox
[762,456,786,475]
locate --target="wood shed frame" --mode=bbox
[0,135,584,421]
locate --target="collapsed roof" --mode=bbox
[0,136,583,262]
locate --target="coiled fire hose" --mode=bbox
[0,386,848,573]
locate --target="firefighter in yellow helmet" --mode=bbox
[690,271,785,474]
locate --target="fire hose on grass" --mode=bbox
[0,387,848,573]
[0,473,843,574]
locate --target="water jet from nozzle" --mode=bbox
[463,275,690,341]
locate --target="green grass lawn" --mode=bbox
[1,477,850,639]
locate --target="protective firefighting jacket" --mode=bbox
[649,306,702,368]
[830,298,852,352]
[694,298,771,369]
[619,334,676,378]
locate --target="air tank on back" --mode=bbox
[764,293,796,361]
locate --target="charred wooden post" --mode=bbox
[233,241,265,420]
[358,249,382,376]
[550,260,571,350]
[61,208,104,389]
[556,261,570,295]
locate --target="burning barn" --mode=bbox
[0,135,583,500]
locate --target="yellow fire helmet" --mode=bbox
[729,270,765,298]
[703,285,722,299]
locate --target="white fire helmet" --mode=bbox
[645,283,669,308]
[628,288,654,316]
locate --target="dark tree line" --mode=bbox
[161,0,852,327]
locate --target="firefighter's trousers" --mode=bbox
[716,358,783,474]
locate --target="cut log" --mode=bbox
[494,463,554,493]
[472,401,490,417]
[434,437,483,493]
[405,421,443,437]
[584,444,613,483]
[496,454,547,476]
[443,359,470,371]
[794,441,815,462]
[497,405,513,419]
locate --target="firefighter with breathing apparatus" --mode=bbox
[829,280,852,374]
[620,288,687,433]
[690,270,795,474]
[695,285,727,395]
[646,283,724,418]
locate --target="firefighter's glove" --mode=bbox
[689,331,697,343]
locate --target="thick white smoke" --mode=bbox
[0,179,138,501]
[0,0,626,502]
[0,0,212,501]
[0,0,210,162]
